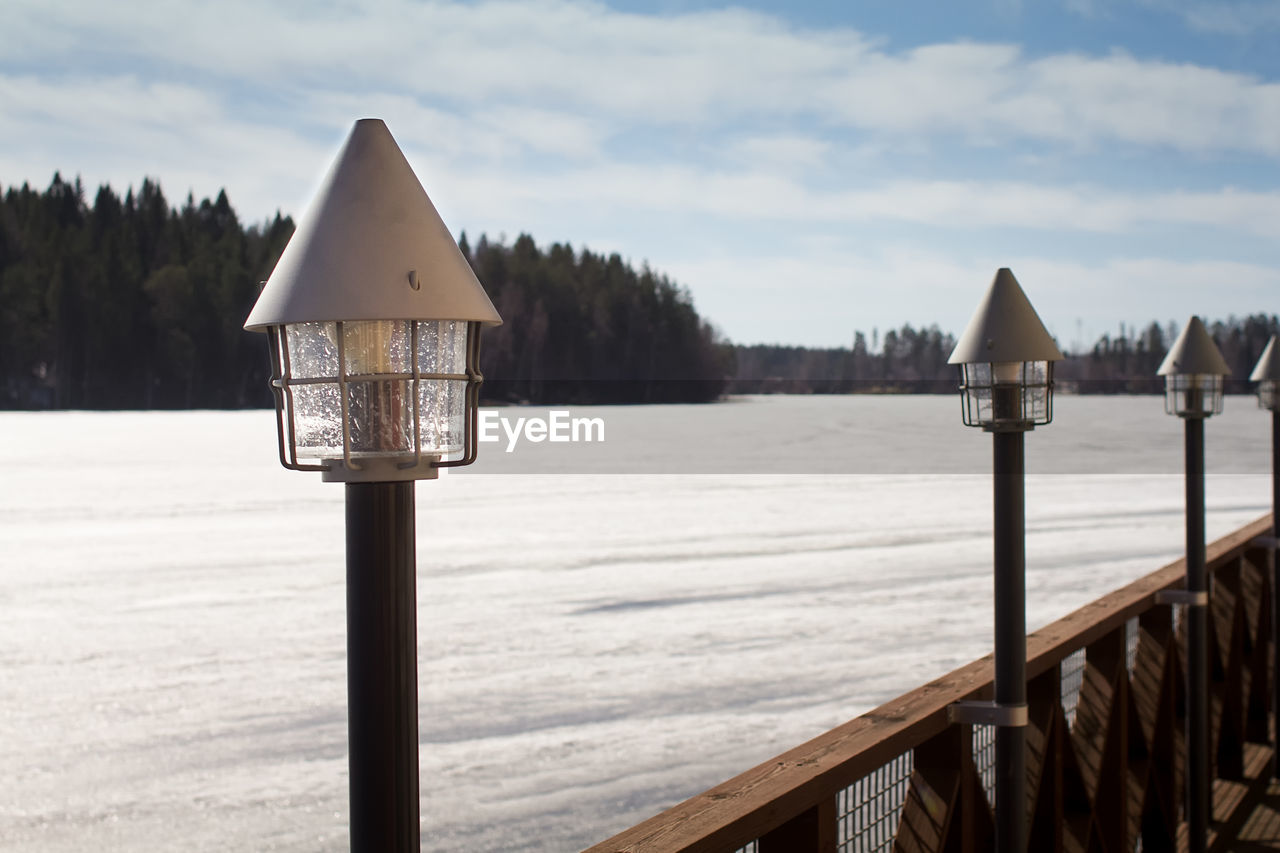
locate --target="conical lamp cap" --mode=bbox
[245,119,501,330]
[1250,335,1280,382]
[948,268,1063,364]
[1156,316,1230,376]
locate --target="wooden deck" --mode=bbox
[588,515,1280,853]
[1184,742,1276,851]
[1237,781,1280,850]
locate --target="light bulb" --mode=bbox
[278,319,470,466]
[339,320,411,454]
[343,321,396,376]
[992,361,1023,384]
[1261,379,1279,411]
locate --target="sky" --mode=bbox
[3,0,1279,350]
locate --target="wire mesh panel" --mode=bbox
[837,751,913,853]
[972,724,997,807]
[1060,647,1087,729]
[1126,616,1139,672]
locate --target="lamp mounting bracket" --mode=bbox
[948,700,1028,727]
[1155,589,1209,607]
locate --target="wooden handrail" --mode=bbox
[586,513,1275,853]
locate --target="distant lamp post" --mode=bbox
[1249,334,1280,779]
[1253,336,1280,413]
[244,118,501,853]
[947,268,1063,853]
[1156,315,1230,853]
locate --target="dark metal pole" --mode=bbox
[993,429,1026,853]
[1272,411,1280,781]
[1273,412,1279,539]
[346,481,419,853]
[1185,417,1209,853]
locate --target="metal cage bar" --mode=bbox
[401,320,424,472]
[335,320,361,472]
[957,360,1054,431]
[1163,373,1225,418]
[267,325,326,473]
[436,321,484,469]
[264,320,487,476]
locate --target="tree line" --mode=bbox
[729,326,958,393]
[0,175,295,408]
[2,175,1276,409]
[1057,318,1279,393]
[729,317,1280,395]
[0,176,733,409]
[462,233,734,403]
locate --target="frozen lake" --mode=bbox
[0,395,1272,852]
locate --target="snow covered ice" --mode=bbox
[0,396,1271,851]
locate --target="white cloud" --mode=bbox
[0,74,329,219]
[1063,0,1100,17]
[6,0,1280,156]
[666,248,1280,347]
[1005,255,1280,316]
[663,249,980,346]
[421,155,1280,237]
[296,93,608,162]
[727,135,833,172]
[1027,51,1280,152]
[1148,0,1280,35]
[479,107,610,160]
[2,0,1278,350]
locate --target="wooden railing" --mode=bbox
[586,514,1276,853]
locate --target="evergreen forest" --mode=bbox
[461,232,734,404]
[1,176,1276,409]
[0,176,732,408]
[0,175,293,409]
[729,316,1280,395]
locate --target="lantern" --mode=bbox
[245,119,501,482]
[948,268,1063,431]
[1156,316,1229,419]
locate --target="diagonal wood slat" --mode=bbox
[1243,554,1272,744]
[893,725,992,853]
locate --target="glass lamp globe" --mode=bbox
[957,360,1055,430]
[1161,373,1226,418]
[1260,380,1280,412]
[265,319,483,480]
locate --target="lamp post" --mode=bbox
[1156,315,1229,853]
[244,118,502,852]
[947,268,1063,853]
[1249,334,1280,779]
